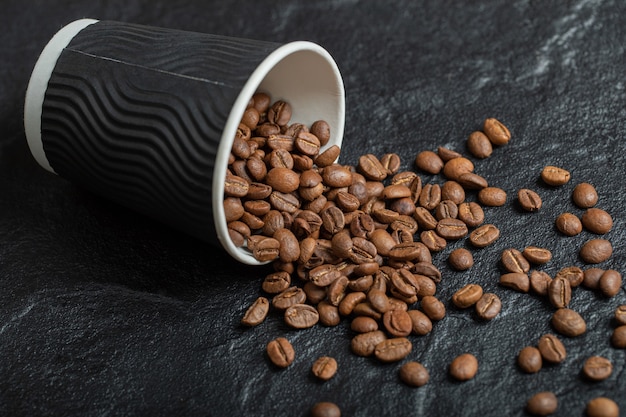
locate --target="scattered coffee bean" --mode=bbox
[469,223,500,248]
[310,402,341,417]
[284,304,320,329]
[541,165,571,186]
[579,239,613,264]
[318,301,341,326]
[458,202,485,228]
[522,246,552,265]
[442,157,474,181]
[374,337,412,363]
[572,182,598,208]
[555,212,582,236]
[452,284,484,308]
[382,309,413,337]
[582,356,613,381]
[437,146,463,162]
[448,248,474,271]
[582,268,604,290]
[598,269,622,297]
[351,330,387,357]
[585,397,619,417]
[614,305,626,325]
[501,248,531,273]
[441,180,465,204]
[500,272,530,293]
[351,316,379,333]
[581,208,613,234]
[551,308,586,337]
[415,151,444,174]
[548,276,571,308]
[311,356,338,381]
[526,391,558,416]
[407,309,433,335]
[272,286,307,310]
[555,266,584,287]
[478,186,507,206]
[266,337,295,368]
[529,270,552,296]
[537,334,567,363]
[518,189,542,211]
[483,118,511,145]
[518,346,542,373]
[611,325,626,348]
[420,296,446,321]
[466,131,493,159]
[241,296,270,326]
[449,353,478,381]
[475,293,502,320]
[399,361,430,387]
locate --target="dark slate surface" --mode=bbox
[1,1,625,416]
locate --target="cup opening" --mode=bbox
[213,41,346,265]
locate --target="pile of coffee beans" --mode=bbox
[227,95,621,416]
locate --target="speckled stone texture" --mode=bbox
[1,1,625,416]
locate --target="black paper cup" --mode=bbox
[24,19,345,265]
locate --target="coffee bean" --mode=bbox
[420,295,446,321]
[518,188,542,211]
[309,120,331,146]
[310,402,341,417]
[466,131,493,159]
[518,346,542,373]
[272,286,307,311]
[351,316,379,333]
[419,184,442,210]
[338,292,366,316]
[483,118,511,145]
[526,391,558,416]
[262,271,291,294]
[311,356,337,381]
[351,330,387,357]
[434,200,459,220]
[522,246,552,265]
[321,206,346,234]
[414,207,438,230]
[555,266,584,287]
[322,164,353,188]
[582,267,604,289]
[475,293,501,320]
[374,337,412,363]
[541,165,571,186]
[294,131,320,156]
[442,157,474,181]
[501,248,531,273]
[586,398,619,417]
[327,275,349,306]
[380,153,401,174]
[529,270,552,296]
[407,309,433,335]
[224,174,249,198]
[555,212,582,236]
[269,191,300,213]
[583,356,613,381]
[581,208,613,234]
[500,272,530,293]
[551,308,586,337]
[457,172,488,190]
[614,305,626,325]
[415,151,444,174]
[580,238,613,264]
[241,296,270,326]
[572,182,598,208]
[537,334,567,363]
[611,325,626,348]
[266,337,295,368]
[452,284,483,308]
[411,262,442,283]
[437,146,463,162]
[382,309,413,337]
[421,230,447,252]
[224,197,245,223]
[367,289,390,314]
[469,224,500,248]
[548,276,571,308]
[314,145,341,167]
[352,302,382,320]
[436,218,468,240]
[252,236,281,262]
[388,242,429,262]
[247,182,272,199]
[441,181,465,205]
[284,304,320,329]
[448,248,474,271]
[317,301,341,326]
[358,154,388,181]
[449,353,478,381]
[458,202,485,227]
[399,361,430,387]
[309,264,342,287]
[478,186,507,207]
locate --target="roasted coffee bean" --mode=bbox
[269,191,300,213]
[351,316,379,333]
[374,337,412,363]
[320,206,345,235]
[247,182,273,200]
[434,200,458,220]
[388,297,408,312]
[548,276,571,308]
[369,229,397,257]
[224,197,245,223]
[414,274,436,298]
[390,215,418,234]
[530,270,552,296]
[582,267,605,289]
[244,200,271,217]
[284,304,320,329]
[572,182,598,208]
[441,181,465,205]
[586,398,619,417]
[475,293,502,320]
[518,346,542,373]
[388,242,429,262]
[266,337,295,368]
[309,264,342,287]
[582,208,613,234]
[457,172,488,190]
[523,246,552,265]
[241,296,270,326]
[611,325,626,348]
[442,157,474,181]
[335,191,360,212]
[448,248,474,271]
[526,391,558,416]
[382,309,413,337]
[555,212,582,236]
[541,165,570,186]
[414,207,438,230]
[500,272,530,293]
[267,100,292,126]
[317,301,341,326]
[272,286,307,310]
[309,120,331,146]
[358,154,388,181]
[322,164,353,188]
[436,218,468,240]
[449,353,478,381]
[382,184,412,200]
[452,284,484,308]
[555,266,584,287]
[579,238,613,264]
[392,171,419,187]
[501,248,530,273]
[251,92,271,114]
[615,305,626,325]
[518,188,542,211]
[367,289,390,314]
[339,291,366,316]
[262,271,291,294]
[483,117,511,145]
[310,402,341,417]
[411,262,442,283]
[351,330,387,357]
[240,211,264,230]
[421,295,446,321]
[414,151,444,174]
[294,131,320,156]
[583,356,613,381]
[314,145,341,167]
[353,302,382,320]
[267,148,294,169]
[273,228,300,263]
[252,236,280,262]
[327,275,349,306]
[267,134,295,152]
[437,146,463,162]
[399,361,430,387]
[458,202,485,228]
[224,174,249,198]
[311,356,337,381]
[255,122,281,137]
[537,334,567,363]
[389,269,419,298]
[466,131,493,159]
[478,187,507,207]
[551,308,586,337]
[407,309,432,335]
[419,184,441,210]
[421,230,447,252]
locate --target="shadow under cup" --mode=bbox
[24,19,345,265]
